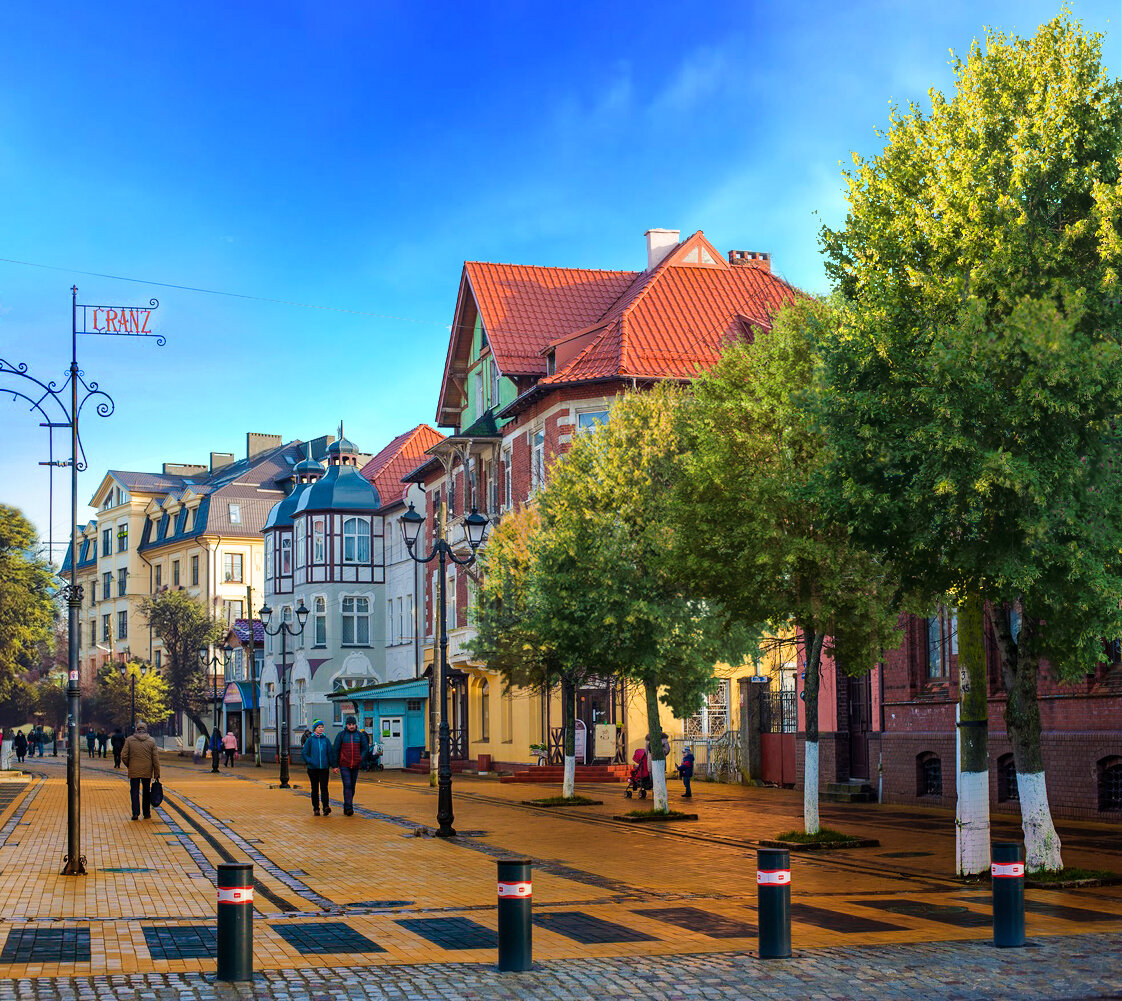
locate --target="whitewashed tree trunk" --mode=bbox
[562,754,576,799]
[650,757,668,812]
[956,769,990,875]
[1018,770,1063,872]
[803,739,820,835]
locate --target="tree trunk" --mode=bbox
[562,676,576,799]
[955,593,990,876]
[184,709,210,742]
[644,680,669,812]
[801,628,826,835]
[988,602,1064,872]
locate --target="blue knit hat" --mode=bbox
[312,719,324,730]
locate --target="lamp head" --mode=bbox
[465,508,489,550]
[197,645,209,664]
[259,603,272,626]
[295,598,310,628]
[400,502,424,548]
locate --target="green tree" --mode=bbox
[675,298,897,834]
[33,673,69,736]
[140,590,222,737]
[470,505,601,797]
[0,677,38,729]
[94,660,172,730]
[0,505,57,683]
[535,385,752,811]
[817,10,1122,870]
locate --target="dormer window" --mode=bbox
[229,503,241,525]
[546,351,556,376]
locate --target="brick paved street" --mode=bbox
[0,754,1119,998]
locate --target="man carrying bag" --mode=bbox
[121,721,161,820]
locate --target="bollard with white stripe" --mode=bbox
[497,857,532,972]
[991,842,1025,948]
[216,861,254,981]
[757,848,791,959]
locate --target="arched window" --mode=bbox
[1098,756,1122,811]
[916,752,942,797]
[343,517,370,563]
[997,753,1019,802]
[480,681,490,742]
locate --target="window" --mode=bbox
[387,602,395,646]
[173,560,181,587]
[342,597,370,645]
[223,599,244,625]
[480,681,490,741]
[295,678,307,728]
[313,518,326,563]
[117,568,127,597]
[531,428,545,490]
[280,536,292,575]
[448,475,456,517]
[577,409,610,432]
[489,357,499,407]
[448,568,457,629]
[474,369,484,416]
[117,611,128,640]
[117,524,128,552]
[487,460,498,514]
[91,540,97,560]
[101,614,111,642]
[926,608,957,678]
[154,564,162,589]
[265,547,273,580]
[997,753,1019,802]
[90,621,97,646]
[232,648,244,680]
[313,596,326,647]
[223,553,244,583]
[917,752,942,796]
[502,689,513,743]
[154,650,162,671]
[343,518,370,563]
[228,503,241,525]
[191,555,199,586]
[502,449,512,509]
[102,570,112,597]
[398,596,407,644]
[102,527,111,554]
[407,698,425,713]
[296,530,305,569]
[1098,757,1122,811]
[91,579,97,603]
[405,594,414,642]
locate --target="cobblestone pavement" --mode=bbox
[0,754,1119,997]
[0,934,1119,1000]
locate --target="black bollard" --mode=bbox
[216,861,254,981]
[757,848,791,959]
[991,841,1026,948]
[497,857,532,972]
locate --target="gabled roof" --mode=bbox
[360,424,445,512]
[437,231,800,425]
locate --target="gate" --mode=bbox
[760,690,797,786]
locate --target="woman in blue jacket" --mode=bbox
[300,720,335,816]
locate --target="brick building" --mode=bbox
[404,228,799,769]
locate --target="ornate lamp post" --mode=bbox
[118,662,150,732]
[258,599,308,789]
[198,643,233,774]
[400,503,488,837]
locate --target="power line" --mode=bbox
[0,256,443,325]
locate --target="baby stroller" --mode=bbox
[361,741,384,772]
[624,748,652,799]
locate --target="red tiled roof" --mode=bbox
[360,425,445,510]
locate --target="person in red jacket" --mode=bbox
[332,716,370,816]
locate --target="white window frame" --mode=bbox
[342,596,370,646]
[531,429,545,492]
[313,517,326,563]
[313,596,327,647]
[343,517,371,564]
[281,536,292,575]
[228,503,241,525]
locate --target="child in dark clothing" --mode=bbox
[679,748,695,798]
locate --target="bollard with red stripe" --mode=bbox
[757,848,791,958]
[991,842,1025,948]
[497,857,532,972]
[216,861,254,981]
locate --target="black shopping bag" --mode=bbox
[149,779,164,808]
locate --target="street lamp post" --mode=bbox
[198,643,233,774]
[118,663,150,732]
[400,503,488,837]
[259,600,308,789]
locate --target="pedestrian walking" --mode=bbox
[222,730,238,767]
[300,720,334,816]
[210,726,222,769]
[120,722,161,820]
[12,731,27,764]
[84,727,96,759]
[34,726,44,756]
[678,747,695,799]
[110,727,125,769]
[96,728,109,758]
[332,715,369,816]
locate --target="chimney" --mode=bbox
[246,432,283,460]
[308,435,334,460]
[162,462,207,476]
[210,452,235,472]
[645,228,680,270]
[728,249,771,272]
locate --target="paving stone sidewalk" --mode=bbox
[0,933,1118,1000]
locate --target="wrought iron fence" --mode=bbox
[760,690,798,734]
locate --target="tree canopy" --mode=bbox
[0,505,57,683]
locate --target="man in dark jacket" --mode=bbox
[121,721,160,820]
[110,727,126,768]
[300,720,334,816]
[96,728,109,758]
[332,716,369,816]
[85,727,96,759]
[12,731,27,763]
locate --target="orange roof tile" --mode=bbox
[360,424,445,510]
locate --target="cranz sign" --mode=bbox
[76,296,164,343]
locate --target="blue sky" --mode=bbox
[1,1,1118,557]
